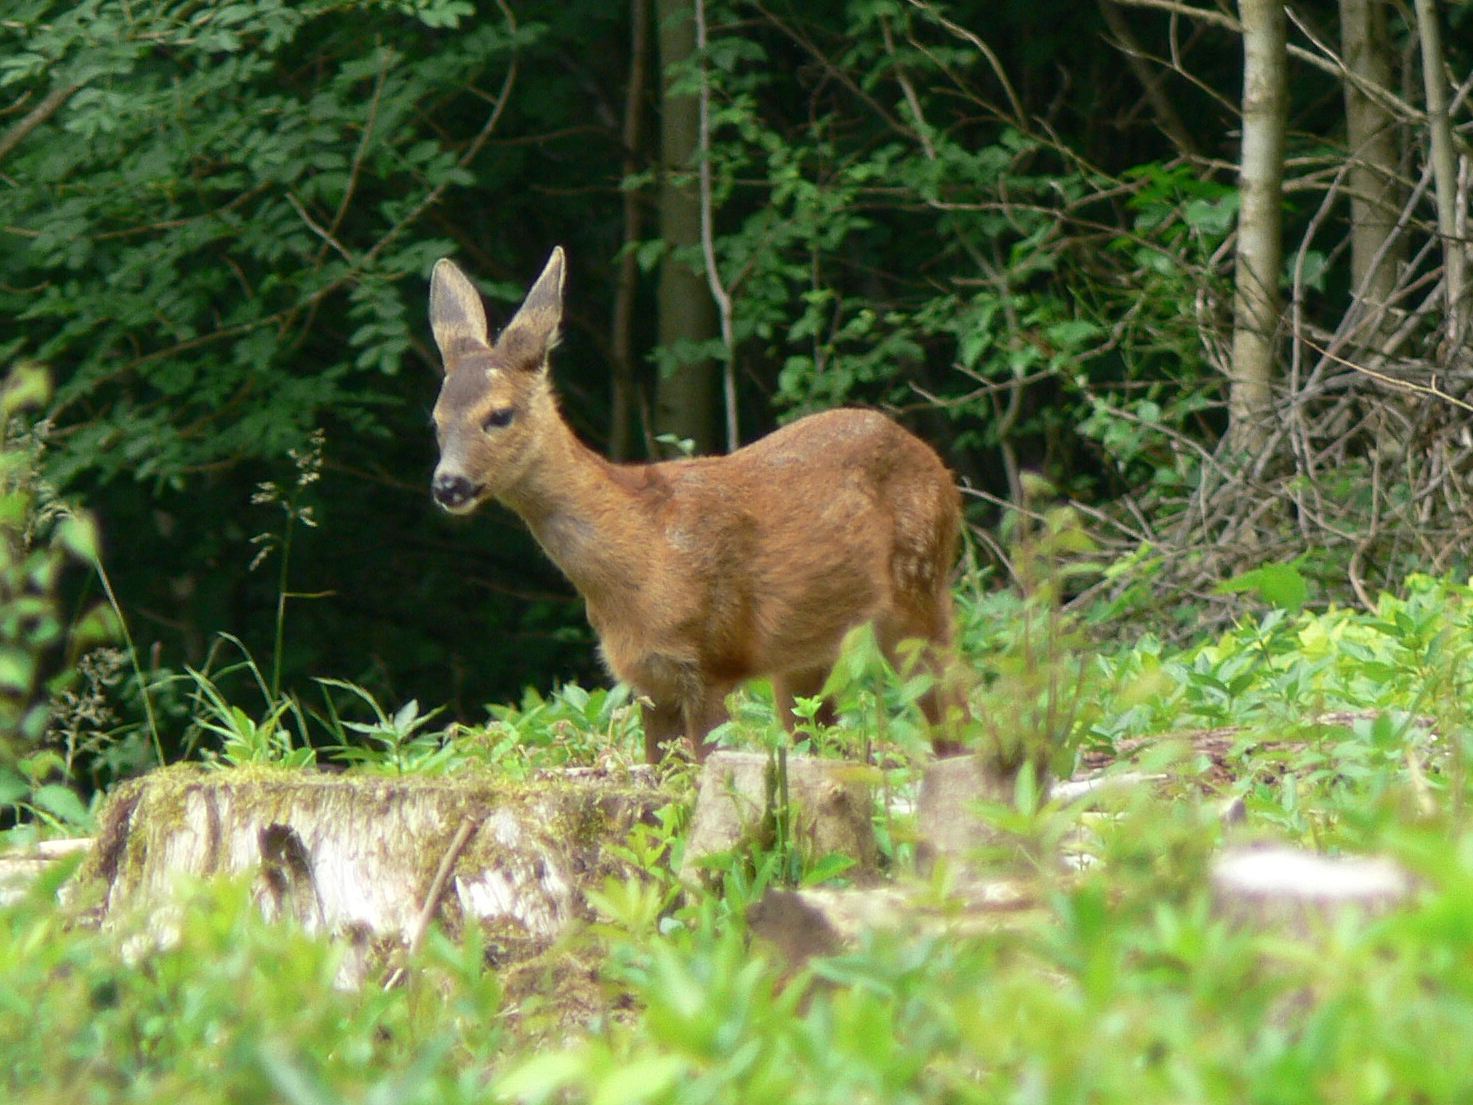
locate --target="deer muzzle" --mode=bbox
[432,469,482,513]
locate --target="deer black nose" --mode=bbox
[432,472,479,510]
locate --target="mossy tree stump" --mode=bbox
[71,764,666,986]
[680,751,879,883]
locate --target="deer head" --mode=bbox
[428,248,566,514]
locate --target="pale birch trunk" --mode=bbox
[1412,0,1467,356]
[1228,0,1288,456]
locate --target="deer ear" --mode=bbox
[429,259,490,365]
[497,247,565,371]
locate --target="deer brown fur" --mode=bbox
[429,247,962,761]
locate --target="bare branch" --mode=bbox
[1098,0,1202,158]
[0,83,81,165]
[382,817,478,990]
[879,16,937,160]
[904,0,1027,124]
[320,41,391,262]
[287,193,354,263]
[1304,334,1473,413]
[1113,0,1423,120]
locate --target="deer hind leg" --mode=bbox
[642,690,730,763]
[923,598,971,757]
[636,657,729,763]
[880,593,969,757]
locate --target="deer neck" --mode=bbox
[499,416,653,607]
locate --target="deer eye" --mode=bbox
[482,407,516,432]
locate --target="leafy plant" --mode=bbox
[0,366,109,753]
[180,635,314,769]
[0,363,124,838]
[11,564,1473,1101]
[0,873,504,1103]
[0,749,93,836]
[465,682,644,775]
[318,678,450,775]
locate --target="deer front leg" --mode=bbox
[682,685,733,763]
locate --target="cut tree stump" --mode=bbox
[0,837,90,906]
[68,763,666,987]
[748,878,1039,969]
[916,754,1050,874]
[1210,844,1414,930]
[680,751,879,882]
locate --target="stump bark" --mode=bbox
[680,751,879,882]
[916,754,1052,874]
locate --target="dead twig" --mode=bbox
[383,816,478,990]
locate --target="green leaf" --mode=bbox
[1216,562,1310,611]
[589,1055,687,1105]
[496,1050,588,1104]
[69,602,121,648]
[19,750,65,781]
[801,852,857,886]
[1182,193,1237,235]
[33,784,92,828]
[633,239,666,273]
[0,363,52,415]
[0,768,29,806]
[0,647,36,693]
[56,514,101,562]
[392,699,420,732]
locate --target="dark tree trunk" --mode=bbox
[653,0,719,456]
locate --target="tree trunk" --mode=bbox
[748,881,1037,969]
[1228,0,1288,457]
[1211,845,1411,930]
[1339,0,1406,351]
[1412,0,1468,359]
[694,0,739,453]
[610,0,652,461]
[653,0,720,456]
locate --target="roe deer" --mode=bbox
[429,247,962,761]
